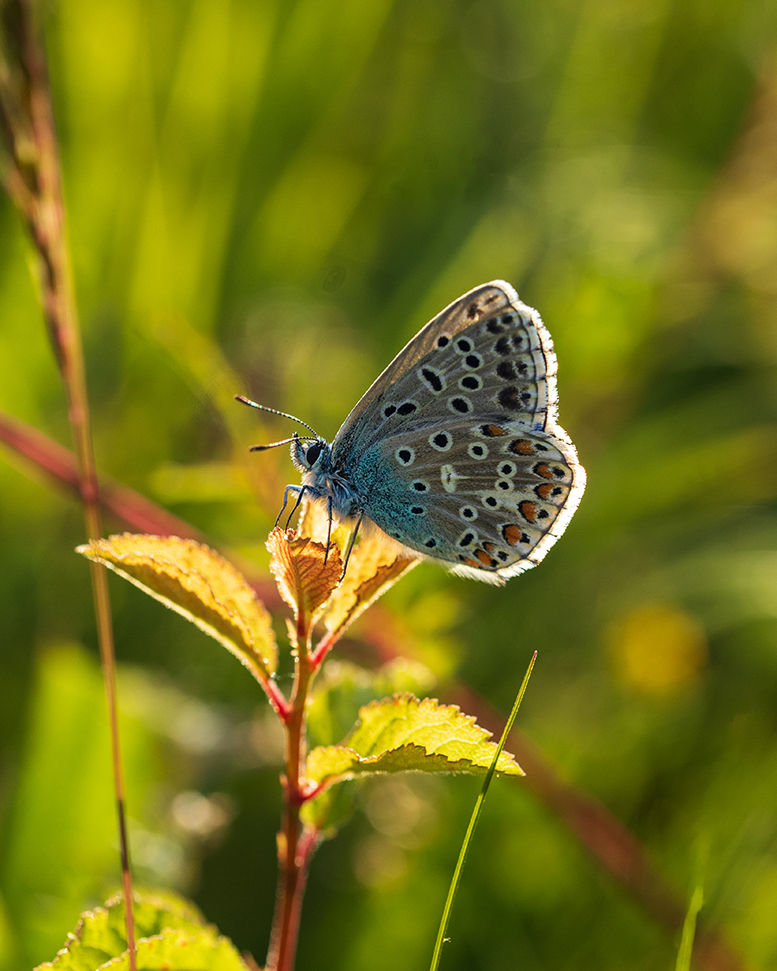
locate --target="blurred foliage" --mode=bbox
[37,888,249,971]
[1,0,777,968]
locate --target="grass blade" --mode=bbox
[429,652,537,971]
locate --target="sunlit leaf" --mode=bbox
[77,535,277,680]
[297,497,350,551]
[307,658,437,751]
[295,497,419,642]
[266,527,341,626]
[35,890,253,971]
[323,535,419,641]
[306,745,362,783]
[305,694,522,786]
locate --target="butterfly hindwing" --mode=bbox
[344,418,581,580]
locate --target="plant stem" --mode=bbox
[267,618,316,971]
[0,3,135,965]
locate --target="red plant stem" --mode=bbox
[0,406,289,721]
[310,628,337,670]
[0,3,136,965]
[0,409,207,538]
[266,614,316,971]
[265,679,292,722]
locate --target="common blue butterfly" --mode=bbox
[239,281,585,584]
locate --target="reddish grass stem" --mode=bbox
[0,3,136,966]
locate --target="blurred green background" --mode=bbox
[2,0,777,968]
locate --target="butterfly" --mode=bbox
[238,281,585,584]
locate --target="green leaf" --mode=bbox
[306,658,437,750]
[305,694,523,787]
[77,534,277,680]
[35,891,254,971]
[299,780,355,835]
[82,889,206,952]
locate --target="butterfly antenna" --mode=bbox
[249,435,315,453]
[235,394,320,438]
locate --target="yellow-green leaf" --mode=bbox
[307,745,363,783]
[101,928,249,971]
[297,497,418,641]
[305,693,522,786]
[323,535,419,640]
[35,890,254,971]
[78,534,277,680]
[297,496,350,551]
[267,527,341,626]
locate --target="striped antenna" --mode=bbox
[235,394,320,438]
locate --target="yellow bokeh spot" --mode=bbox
[608,603,707,695]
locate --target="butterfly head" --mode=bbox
[290,434,331,479]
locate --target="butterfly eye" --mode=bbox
[306,443,322,465]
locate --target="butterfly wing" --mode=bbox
[333,282,556,452]
[329,280,585,582]
[343,420,584,583]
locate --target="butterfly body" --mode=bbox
[272,281,585,584]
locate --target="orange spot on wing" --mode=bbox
[483,424,506,437]
[535,484,553,499]
[519,501,538,523]
[474,549,498,567]
[503,525,523,545]
[533,463,554,479]
[509,439,535,456]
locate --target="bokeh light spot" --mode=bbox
[607,603,708,695]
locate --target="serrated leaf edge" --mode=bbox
[79,544,275,681]
[95,927,245,971]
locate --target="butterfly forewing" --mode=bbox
[332,282,558,459]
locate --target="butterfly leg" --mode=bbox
[283,485,308,529]
[274,485,304,528]
[323,495,334,566]
[340,511,364,580]
[274,488,291,527]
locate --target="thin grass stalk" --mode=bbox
[430,652,536,971]
[0,2,136,966]
[676,884,704,971]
